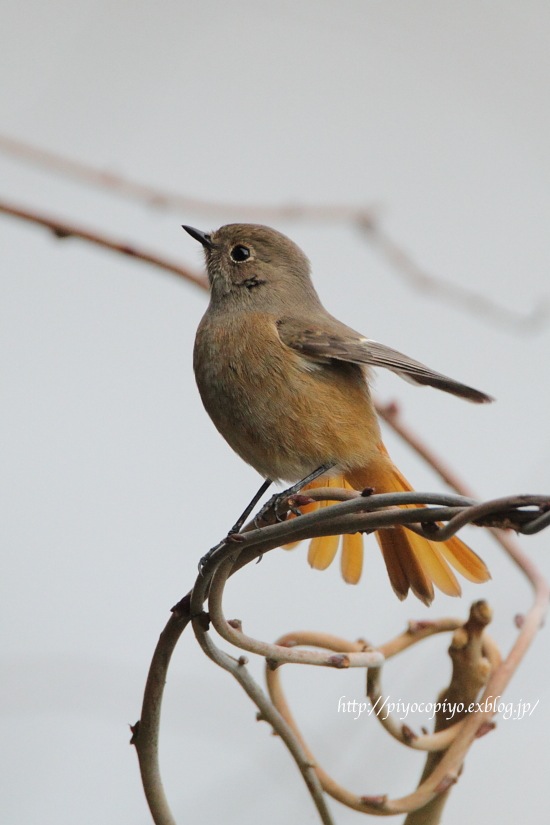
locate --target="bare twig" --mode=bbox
[2,133,546,332]
[188,539,337,824]
[361,222,550,332]
[376,401,484,496]
[0,199,207,291]
[0,134,376,225]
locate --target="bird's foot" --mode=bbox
[198,531,246,573]
[254,492,315,528]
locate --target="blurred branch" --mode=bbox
[376,398,550,574]
[361,220,550,332]
[0,199,207,291]
[376,400,479,494]
[0,134,376,224]
[2,132,547,332]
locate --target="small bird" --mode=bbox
[185,223,492,604]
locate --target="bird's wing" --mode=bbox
[277,318,493,404]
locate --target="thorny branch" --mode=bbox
[2,132,548,332]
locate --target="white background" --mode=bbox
[1,2,549,823]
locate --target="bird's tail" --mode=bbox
[283,447,490,605]
[283,474,365,583]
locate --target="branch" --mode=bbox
[207,556,383,670]
[375,398,550,816]
[0,134,376,225]
[2,133,546,332]
[0,199,207,291]
[192,615,335,822]
[366,612,501,755]
[131,480,549,822]
[130,595,192,825]
[221,491,550,553]
[182,489,546,817]
[401,602,494,825]
[264,606,498,816]
[132,585,337,825]
[361,222,550,333]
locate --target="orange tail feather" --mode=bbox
[340,531,364,584]
[282,477,364,583]
[281,445,490,604]
[348,445,490,604]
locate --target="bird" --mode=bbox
[185,222,492,604]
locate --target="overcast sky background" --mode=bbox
[2,2,550,823]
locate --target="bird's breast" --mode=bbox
[193,311,380,481]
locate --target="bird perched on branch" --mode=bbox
[185,223,491,604]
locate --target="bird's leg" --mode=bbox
[229,478,273,535]
[255,463,335,527]
[198,466,333,573]
[198,478,273,572]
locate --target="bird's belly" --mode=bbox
[194,314,380,482]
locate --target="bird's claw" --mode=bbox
[254,492,316,527]
[198,532,246,573]
[254,492,290,528]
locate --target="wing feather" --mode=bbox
[278,319,492,404]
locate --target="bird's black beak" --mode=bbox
[182,225,214,249]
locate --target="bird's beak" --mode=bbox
[182,225,213,249]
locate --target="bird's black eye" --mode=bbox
[230,245,250,262]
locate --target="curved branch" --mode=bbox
[208,493,550,566]
[263,609,501,815]
[130,595,192,825]
[188,566,336,825]
[375,399,550,815]
[366,626,501,752]
[129,392,549,823]
[207,557,383,669]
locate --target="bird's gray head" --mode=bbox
[182,223,322,312]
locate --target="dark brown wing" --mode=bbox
[277,318,493,404]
